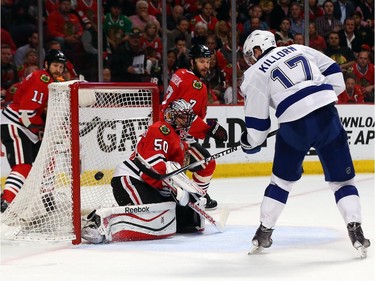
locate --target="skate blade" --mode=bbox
[248,240,265,255]
[354,241,368,259]
[248,245,264,255]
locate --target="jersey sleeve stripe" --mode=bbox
[276,84,333,118]
[245,116,271,131]
[322,63,341,76]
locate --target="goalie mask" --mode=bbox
[164,99,195,136]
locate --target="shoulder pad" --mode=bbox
[40,74,51,83]
[159,125,171,135]
[192,80,203,90]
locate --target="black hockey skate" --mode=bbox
[249,224,274,255]
[204,193,217,210]
[347,222,370,258]
[1,197,9,213]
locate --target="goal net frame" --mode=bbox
[1,81,159,244]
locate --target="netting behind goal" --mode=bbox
[1,81,159,244]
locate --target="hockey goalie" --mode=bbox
[81,99,209,243]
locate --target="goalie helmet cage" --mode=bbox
[1,81,159,244]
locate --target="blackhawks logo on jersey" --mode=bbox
[40,74,50,83]
[160,125,170,135]
[192,80,203,90]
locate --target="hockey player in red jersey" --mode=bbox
[161,44,228,209]
[1,49,67,212]
[81,99,206,243]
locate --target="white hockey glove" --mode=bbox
[163,162,205,206]
[174,185,190,207]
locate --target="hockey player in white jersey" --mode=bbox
[240,30,370,257]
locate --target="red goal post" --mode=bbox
[1,81,159,244]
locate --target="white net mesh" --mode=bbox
[1,81,158,242]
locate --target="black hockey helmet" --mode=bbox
[164,99,195,134]
[188,44,211,59]
[44,49,67,66]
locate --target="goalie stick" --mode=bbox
[138,129,278,181]
[135,153,229,232]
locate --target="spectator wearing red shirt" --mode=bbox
[190,1,218,34]
[0,29,17,54]
[75,0,100,28]
[147,0,162,18]
[349,50,374,103]
[308,22,327,52]
[309,0,324,22]
[140,21,162,60]
[1,44,19,105]
[175,0,200,18]
[46,0,84,52]
[45,0,59,16]
[338,74,365,104]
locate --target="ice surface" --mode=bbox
[1,174,374,281]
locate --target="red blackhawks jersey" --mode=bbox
[161,69,210,139]
[1,69,55,139]
[113,121,189,190]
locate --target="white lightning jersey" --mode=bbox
[240,44,345,147]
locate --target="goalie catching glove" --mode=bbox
[206,120,228,144]
[240,131,261,154]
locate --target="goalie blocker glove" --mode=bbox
[240,132,261,154]
[206,120,228,144]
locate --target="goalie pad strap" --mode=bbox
[95,202,177,241]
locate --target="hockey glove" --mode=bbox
[206,121,228,144]
[240,131,261,154]
[166,180,190,206]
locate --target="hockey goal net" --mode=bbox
[1,81,159,244]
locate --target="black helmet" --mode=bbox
[44,49,67,65]
[188,44,211,59]
[164,99,195,134]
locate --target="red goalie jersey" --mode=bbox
[161,69,210,139]
[119,120,189,190]
[2,70,55,135]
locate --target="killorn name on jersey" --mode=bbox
[258,46,298,73]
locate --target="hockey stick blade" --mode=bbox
[188,202,229,232]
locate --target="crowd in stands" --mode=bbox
[1,0,374,107]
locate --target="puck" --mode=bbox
[94,171,104,181]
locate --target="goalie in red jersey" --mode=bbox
[81,99,208,243]
[161,44,228,210]
[1,49,67,212]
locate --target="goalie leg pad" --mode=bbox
[82,202,177,243]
